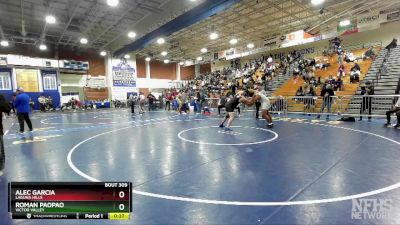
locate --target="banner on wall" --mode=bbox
[41,70,58,91]
[112,58,137,87]
[111,58,138,100]
[0,68,12,90]
[281,30,305,47]
[381,10,400,23]
[16,69,39,92]
[357,13,380,31]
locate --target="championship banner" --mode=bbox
[41,70,58,91]
[112,58,137,87]
[16,69,39,92]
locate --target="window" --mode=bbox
[43,75,57,90]
[0,72,12,90]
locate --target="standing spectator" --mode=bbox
[147,92,156,111]
[0,94,11,175]
[385,97,400,127]
[359,82,374,121]
[385,38,397,51]
[14,87,33,133]
[317,83,335,119]
[165,92,172,111]
[217,93,227,116]
[128,93,136,114]
[9,94,16,115]
[139,92,146,114]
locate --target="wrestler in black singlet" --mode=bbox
[225,95,241,112]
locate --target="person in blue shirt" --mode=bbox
[14,87,33,133]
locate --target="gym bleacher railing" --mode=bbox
[205,94,399,118]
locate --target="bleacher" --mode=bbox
[269,46,379,113]
[347,46,400,115]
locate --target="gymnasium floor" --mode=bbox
[1,109,400,225]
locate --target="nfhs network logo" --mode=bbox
[351,199,392,220]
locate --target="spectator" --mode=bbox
[0,93,10,175]
[147,92,156,111]
[344,51,356,62]
[385,38,397,51]
[304,86,316,113]
[14,87,33,133]
[359,81,374,121]
[385,97,400,127]
[337,64,346,78]
[217,93,227,116]
[317,83,335,119]
[363,47,376,61]
[350,63,361,83]
[9,94,16,114]
[128,93,136,114]
[334,77,344,91]
[139,92,146,114]
[165,92,172,111]
[38,95,46,111]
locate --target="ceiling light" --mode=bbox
[80,38,88,44]
[100,51,107,56]
[45,15,56,24]
[39,44,47,50]
[164,59,170,64]
[200,48,207,53]
[209,32,218,40]
[230,38,238,45]
[179,62,185,65]
[311,0,325,5]
[0,40,9,47]
[107,0,119,7]
[161,51,168,56]
[145,57,151,62]
[247,43,255,49]
[157,38,165,44]
[124,54,130,59]
[128,31,136,39]
[339,19,351,27]
[196,56,203,61]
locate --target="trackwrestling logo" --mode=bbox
[351,198,392,220]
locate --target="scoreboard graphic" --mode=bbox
[8,182,132,220]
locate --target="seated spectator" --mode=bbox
[38,95,46,111]
[334,77,344,91]
[344,51,356,62]
[315,59,330,70]
[350,63,361,83]
[363,47,376,61]
[337,64,346,78]
[327,75,335,85]
[385,97,400,127]
[296,86,304,97]
[304,86,317,113]
[46,96,53,110]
